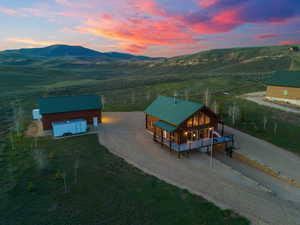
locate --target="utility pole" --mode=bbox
[210,128,214,168]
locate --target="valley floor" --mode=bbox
[98,112,300,225]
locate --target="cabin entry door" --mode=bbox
[163,130,167,139]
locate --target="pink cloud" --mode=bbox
[55,0,92,9]
[212,10,242,24]
[279,40,300,45]
[255,34,279,40]
[129,0,168,17]
[0,6,17,16]
[77,10,198,54]
[198,0,220,8]
[122,44,147,54]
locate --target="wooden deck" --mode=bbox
[154,134,234,152]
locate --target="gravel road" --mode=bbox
[241,92,300,115]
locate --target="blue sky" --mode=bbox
[0,0,299,57]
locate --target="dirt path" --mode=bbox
[241,92,300,115]
[98,112,300,225]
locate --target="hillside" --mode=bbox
[1,44,158,61]
[153,45,300,73]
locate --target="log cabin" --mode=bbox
[266,71,300,106]
[38,95,102,130]
[145,96,233,156]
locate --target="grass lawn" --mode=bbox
[0,134,249,225]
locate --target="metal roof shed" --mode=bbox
[38,95,102,115]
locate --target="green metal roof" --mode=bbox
[267,71,300,88]
[145,96,204,126]
[38,95,102,114]
[153,120,177,132]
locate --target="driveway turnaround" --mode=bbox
[98,112,300,225]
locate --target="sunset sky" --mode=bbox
[0,0,300,57]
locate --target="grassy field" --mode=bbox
[218,97,300,155]
[1,68,300,155]
[0,134,249,225]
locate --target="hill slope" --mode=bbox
[153,45,300,73]
[2,44,158,60]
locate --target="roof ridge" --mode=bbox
[158,95,204,105]
[39,94,98,100]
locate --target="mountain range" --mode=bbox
[0,44,299,73]
[1,44,160,60]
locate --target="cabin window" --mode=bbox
[187,118,193,127]
[149,121,153,128]
[193,115,199,126]
[199,114,210,125]
[205,115,210,124]
[283,90,288,96]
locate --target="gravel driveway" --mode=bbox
[225,126,300,185]
[98,112,300,225]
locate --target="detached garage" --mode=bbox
[38,95,102,131]
[266,71,300,106]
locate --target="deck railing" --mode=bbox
[156,135,234,152]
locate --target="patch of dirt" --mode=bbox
[26,120,43,137]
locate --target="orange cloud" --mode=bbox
[6,37,56,46]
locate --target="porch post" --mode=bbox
[222,122,224,136]
[169,132,172,151]
[145,114,148,129]
[161,129,163,147]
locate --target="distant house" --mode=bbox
[38,95,102,130]
[266,71,300,106]
[144,96,233,157]
[288,46,299,52]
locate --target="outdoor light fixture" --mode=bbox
[193,133,196,137]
